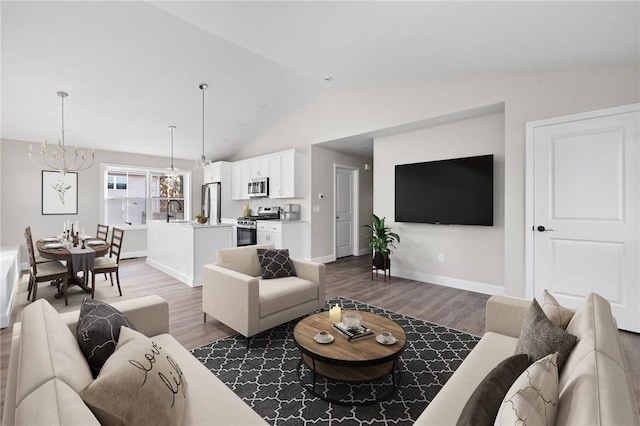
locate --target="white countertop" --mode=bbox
[148,220,233,228]
[255,220,306,224]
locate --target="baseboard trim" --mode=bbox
[122,251,146,260]
[393,268,505,296]
[145,258,199,287]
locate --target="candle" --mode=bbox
[329,304,341,323]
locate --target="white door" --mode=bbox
[336,167,354,258]
[528,106,640,332]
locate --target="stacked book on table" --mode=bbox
[333,322,375,342]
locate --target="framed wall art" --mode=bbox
[42,170,78,215]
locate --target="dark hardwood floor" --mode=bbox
[2,255,639,420]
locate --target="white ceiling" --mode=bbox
[2,1,638,162]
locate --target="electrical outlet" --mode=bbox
[312,205,320,213]
[438,253,445,263]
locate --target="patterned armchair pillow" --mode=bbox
[257,248,297,279]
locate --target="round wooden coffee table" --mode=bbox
[293,310,407,405]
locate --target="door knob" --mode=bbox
[536,225,555,232]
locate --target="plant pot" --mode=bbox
[372,252,390,269]
[196,217,208,224]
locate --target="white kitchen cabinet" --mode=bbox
[268,155,282,197]
[205,161,238,219]
[232,149,307,200]
[257,221,282,247]
[203,162,223,183]
[251,157,270,178]
[231,161,251,200]
[268,150,307,199]
[256,221,307,259]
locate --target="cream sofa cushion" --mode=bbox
[16,378,99,426]
[415,332,519,425]
[557,292,640,425]
[153,334,268,425]
[16,299,93,406]
[216,244,273,277]
[259,276,319,318]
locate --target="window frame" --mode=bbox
[101,164,191,229]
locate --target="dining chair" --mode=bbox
[25,226,55,265]
[24,227,69,305]
[96,224,109,241]
[90,227,124,298]
[25,226,60,300]
[95,224,110,280]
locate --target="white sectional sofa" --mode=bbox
[4,289,637,425]
[416,292,640,425]
[2,295,267,426]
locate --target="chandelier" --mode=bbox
[28,91,95,175]
[195,83,209,168]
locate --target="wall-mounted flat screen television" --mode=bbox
[395,154,494,226]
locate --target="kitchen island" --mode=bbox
[146,220,234,287]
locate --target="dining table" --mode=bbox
[37,237,111,299]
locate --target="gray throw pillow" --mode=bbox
[76,298,136,377]
[515,299,577,372]
[456,354,531,426]
[257,248,297,279]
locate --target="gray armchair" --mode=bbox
[202,244,326,339]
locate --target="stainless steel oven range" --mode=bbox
[236,207,280,247]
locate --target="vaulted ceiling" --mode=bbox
[2,1,638,162]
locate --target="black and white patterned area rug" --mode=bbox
[191,297,480,425]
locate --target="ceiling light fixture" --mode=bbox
[195,83,209,169]
[28,91,95,175]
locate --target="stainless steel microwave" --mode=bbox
[248,177,269,197]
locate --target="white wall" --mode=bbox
[375,111,505,293]
[310,146,374,261]
[3,64,638,298]
[235,64,640,297]
[0,138,201,263]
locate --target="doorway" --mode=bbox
[526,104,640,332]
[334,165,359,259]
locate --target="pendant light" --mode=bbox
[167,125,179,173]
[195,83,209,168]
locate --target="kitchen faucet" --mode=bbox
[167,199,182,222]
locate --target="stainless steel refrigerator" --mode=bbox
[202,183,221,223]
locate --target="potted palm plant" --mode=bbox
[362,214,400,269]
